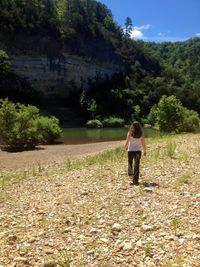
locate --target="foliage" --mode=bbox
[147,104,159,126]
[0,0,122,61]
[148,95,200,133]
[102,117,125,127]
[178,107,200,132]
[35,115,63,144]
[1,1,200,122]
[0,99,62,149]
[156,95,183,133]
[85,119,103,128]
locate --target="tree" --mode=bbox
[148,95,200,133]
[0,99,62,149]
[124,17,133,36]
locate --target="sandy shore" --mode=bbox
[0,140,123,172]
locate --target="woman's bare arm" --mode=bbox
[141,134,147,156]
[125,131,131,149]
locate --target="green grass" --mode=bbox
[171,217,181,236]
[175,172,191,190]
[165,141,177,158]
[63,146,124,172]
[57,250,71,267]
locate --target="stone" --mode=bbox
[112,223,122,232]
[123,241,133,251]
[90,228,98,234]
[14,257,29,264]
[142,225,153,232]
[43,261,57,267]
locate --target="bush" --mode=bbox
[102,117,125,127]
[147,104,158,126]
[0,99,62,149]
[179,107,200,132]
[156,95,183,132]
[35,116,63,144]
[148,95,200,133]
[85,119,103,128]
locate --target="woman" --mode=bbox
[125,121,147,185]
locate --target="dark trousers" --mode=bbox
[128,151,141,183]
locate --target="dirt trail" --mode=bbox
[0,140,123,172]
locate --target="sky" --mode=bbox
[99,0,200,42]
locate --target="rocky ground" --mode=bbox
[0,134,200,267]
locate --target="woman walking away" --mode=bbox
[125,121,146,185]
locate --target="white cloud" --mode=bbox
[130,29,144,39]
[129,24,151,39]
[135,24,151,31]
[196,33,200,37]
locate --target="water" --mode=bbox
[61,127,159,145]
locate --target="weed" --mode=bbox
[144,242,153,258]
[196,147,200,154]
[32,165,37,176]
[165,141,176,158]
[171,217,181,236]
[179,151,189,162]
[57,250,71,267]
[166,256,185,267]
[175,172,191,190]
[154,147,161,161]
[37,161,43,173]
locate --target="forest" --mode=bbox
[0,0,200,125]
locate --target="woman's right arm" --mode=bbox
[125,131,131,149]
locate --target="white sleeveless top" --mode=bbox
[128,136,142,151]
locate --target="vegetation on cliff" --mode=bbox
[0,0,200,127]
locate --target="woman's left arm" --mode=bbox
[141,134,147,156]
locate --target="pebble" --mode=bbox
[100,238,109,243]
[144,188,153,193]
[123,241,133,251]
[112,223,122,232]
[90,228,98,234]
[14,257,29,264]
[142,225,153,232]
[86,249,95,255]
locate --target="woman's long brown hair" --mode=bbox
[129,121,143,138]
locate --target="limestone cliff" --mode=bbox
[11,53,122,97]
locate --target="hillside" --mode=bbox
[0,134,200,266]
[0,0,200,123]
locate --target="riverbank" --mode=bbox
[0,134,200,266]
[0,140,123,172]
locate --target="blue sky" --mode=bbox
[99,0,200,42]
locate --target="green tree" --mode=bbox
[154,95,184,133]
[148,95,200,133]
[0,99,62,149]
[124,17,133,36]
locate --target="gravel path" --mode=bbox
[0,141,123,172]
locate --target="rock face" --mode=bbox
[11,53,122,96]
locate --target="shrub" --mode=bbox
[102,117,125,127]
[35,116,63,144]
[0,99,62,149]
[148,95,200,133]
[156,95,183,133]
[178,107,200,132]
[85,119,103,128]
[147,104,158,126]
